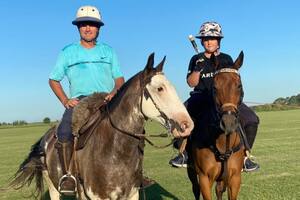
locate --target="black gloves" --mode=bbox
[194,58,205,72]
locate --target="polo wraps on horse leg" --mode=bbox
[56,107,77,196]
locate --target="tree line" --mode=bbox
[0,117,52,126]
[253,93,300,112]
[273,93,300,105]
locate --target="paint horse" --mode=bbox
[188,52,245,200]
[11,53,194,200]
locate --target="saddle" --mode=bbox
[72,92,108,150]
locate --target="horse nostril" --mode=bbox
[181,121,188,131]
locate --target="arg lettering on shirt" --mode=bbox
[201,72,214,78]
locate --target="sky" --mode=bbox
[0,0,299,123]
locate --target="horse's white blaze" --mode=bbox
[42,170,60,200]
[142,74,194,137]
[142,94,164,123]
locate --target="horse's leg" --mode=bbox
[199,174,213,200]
[187,166,200,200]
[215,180,226,200]
[227,174,241,200]
[42,170,60,200]
[227,150,244,200]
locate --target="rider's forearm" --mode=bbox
[187,71,201,88]
[49,79,69,106]
[113,77,125,93]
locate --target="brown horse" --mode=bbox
[11,53,194,200]
[187,51,245,200]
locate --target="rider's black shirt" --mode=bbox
[187,52,234,96]
[186,52,234,126]
[186,52,259,147]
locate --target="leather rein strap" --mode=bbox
[212,68,243,182]
[105,72,175,148]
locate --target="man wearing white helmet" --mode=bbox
[169,21,260,172]
[49,5,124,195]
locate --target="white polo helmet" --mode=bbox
[196,21,223,39]
[72,5,104,26]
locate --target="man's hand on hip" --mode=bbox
[63,98,79,109]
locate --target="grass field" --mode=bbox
[0,110,299,199]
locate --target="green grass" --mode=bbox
[0,110,300,199]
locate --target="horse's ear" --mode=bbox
[144,52,155,72]
[233,51,244,69]
[210,53,220,69]
[155,56,166,72]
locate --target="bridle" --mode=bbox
[105,71,179,148]
[210,68,244,181]
[141,72,183,134]
[213,68,242,130]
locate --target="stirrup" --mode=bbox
[242,156,260,172]
[58,174,77,196]
[246,153,257,162]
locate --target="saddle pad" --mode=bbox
[72,92,107,135]
[72,92,107,150]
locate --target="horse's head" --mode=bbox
[212,51,244,134]
[140,53,194,138]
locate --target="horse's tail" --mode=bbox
[9,136,45,199]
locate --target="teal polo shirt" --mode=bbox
[49,42,123,98]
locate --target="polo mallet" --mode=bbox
[188,35,200,54]
[175,35,201,156]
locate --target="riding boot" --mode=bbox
[56,141,76,196]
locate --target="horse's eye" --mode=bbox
[157,87,163,92]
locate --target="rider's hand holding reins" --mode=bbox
[104,77,125,102]
[104,91,116,102]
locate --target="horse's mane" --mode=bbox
[107,53,163,111]
[107,71,143,111]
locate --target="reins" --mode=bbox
[212,68,244,182]
[104,72,178,200]
[104,72,176,149]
